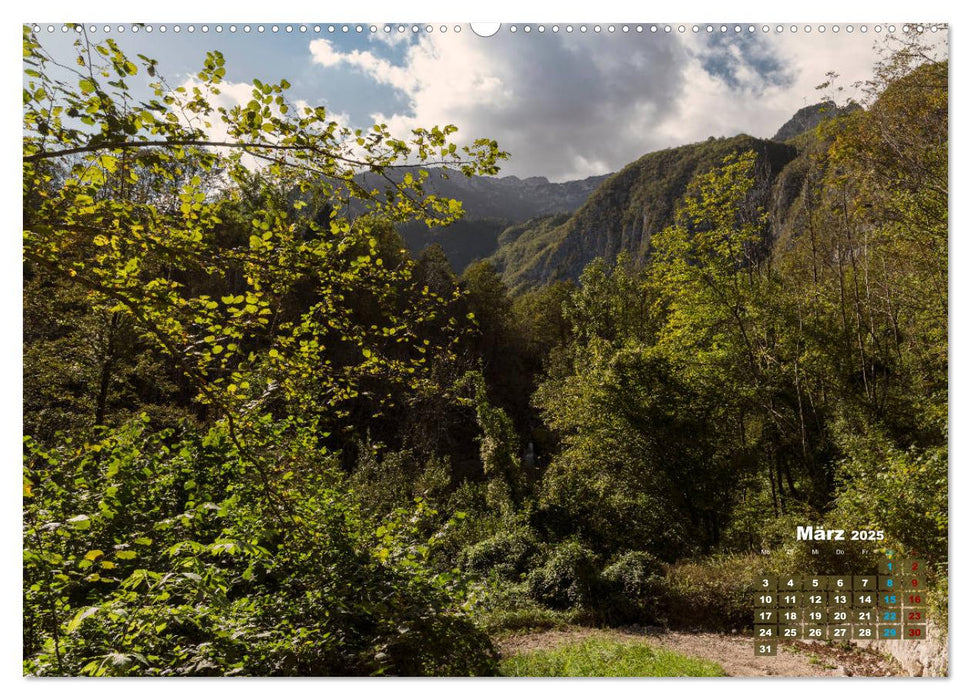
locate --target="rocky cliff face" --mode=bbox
[490,135,799,292]
[772,100,860,141]
[360,168,609,222]
[861,620,948,677]
[374,103,856,280]
[431,171,610,221]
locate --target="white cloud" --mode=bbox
[310,39,414,92]
[368,26,417,48]
[308,32,687,181]
[304,29,947,181]
[665,30,947,146]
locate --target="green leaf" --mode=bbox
[67,514,92,530]
[66,606,100,633]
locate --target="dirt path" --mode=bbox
[497,626,905,677]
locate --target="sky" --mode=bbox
[29,22,947,182]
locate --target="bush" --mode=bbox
[473,581,582,634]
[527,541,601,610]
[600,551,666,624]
[458,526,541,581]
[23,417,499,677]
[835,435,947,566]
[348,448,452,521]
[658,555,761,632]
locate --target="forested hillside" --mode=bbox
[23,26,947,676]
[489,134,797,291]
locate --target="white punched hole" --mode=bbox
[471,23,501,38]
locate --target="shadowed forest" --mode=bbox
[23,26,947,676]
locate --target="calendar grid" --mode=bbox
[754,560,928,656]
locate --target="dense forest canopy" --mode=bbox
[23,26,947,676]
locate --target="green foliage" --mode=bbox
[456,371,526,512]
[834,435,947,564]
[23,269,190,442]
[650,149,768,378]
[22,24,948,664]
[600,552,666,624]
[765,52,948,558]
[474,586,581,634]
[23,25,507,442]
[565,253,655,345]
[458,526,541,582]
[531,153,780,566]
[720,494,817,554]
[659,555,762,632]
[348,448,452,521]
[511,280,575,359]
[23,417,497,676]
[500,637,724,677]
[22,27,507,677]
[526,541,601,611]
[536,337,730,558]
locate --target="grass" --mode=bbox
[661,554,762,631]
[480,605,580,635]
[474,580,592,635]
[499,637,725,677]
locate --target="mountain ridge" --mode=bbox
[771,100,860,141]
[367,167,609,272]
[387,101,854,284]
[489,134,799,291]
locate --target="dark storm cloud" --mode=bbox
[449,31,692,179]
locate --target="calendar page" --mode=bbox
[21,15,949,680]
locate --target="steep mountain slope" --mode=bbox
[361,169,608,272]
[772,100,860,141]
[366,103,856,282]
[405,169,610,222]
[489,135,799,292]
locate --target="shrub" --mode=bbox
[834,435,947,565]
[348,448,452,521]
[659,555,762,632]
[526,541,601,610]
[433,480,504,563]
[600,551,666,624]
[458,526,541,581]
[473,581,582,634]
[23,417,499,676]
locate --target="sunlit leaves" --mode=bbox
[23,26,502,677]
[23,24,506,439]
